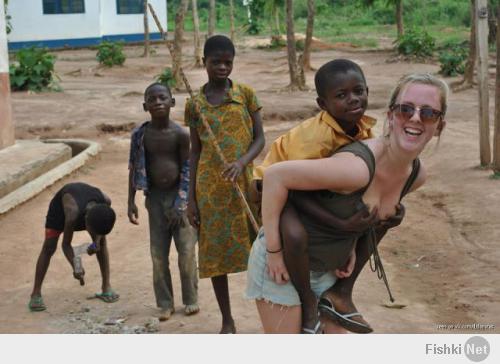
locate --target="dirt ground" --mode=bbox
[1,36,499,334]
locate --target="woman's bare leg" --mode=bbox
[255,299,301,334]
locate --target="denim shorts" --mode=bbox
[245,228,337,306]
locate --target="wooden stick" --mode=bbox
[148,4,259,233]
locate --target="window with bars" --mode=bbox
[42,0,85,14]
[116,0,144,14]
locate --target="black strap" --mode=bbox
[400,158,421,199]
[368,227,395,302]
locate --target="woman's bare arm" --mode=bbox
[262,153,370,278]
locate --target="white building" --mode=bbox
[6,0,167,50]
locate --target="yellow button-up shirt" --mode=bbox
[253,111,376,179]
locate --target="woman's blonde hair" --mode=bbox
[387,73,449,116]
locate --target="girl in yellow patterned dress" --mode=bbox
[185,35,264,334]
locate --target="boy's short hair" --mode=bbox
[315,59,366,99]
[144,82,171,100]
[203,35,235,58]
[86,204,116,235]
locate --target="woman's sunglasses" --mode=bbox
[391,103,443,124]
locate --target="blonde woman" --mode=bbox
[246,73,448,333]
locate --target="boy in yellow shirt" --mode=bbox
[254,59,402,333]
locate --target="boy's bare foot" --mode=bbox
[158,307,174,322]
[219,320,236,334]
[184,304,200,316]
[318,290,372,333]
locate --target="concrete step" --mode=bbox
[0,139,101,214]
[0,140,72,199]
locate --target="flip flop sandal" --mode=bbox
[28,296,47,312]
[318,296,373,334]
[94,291,120,303]
[301,319,322,334]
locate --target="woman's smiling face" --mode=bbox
[388,82,444,154]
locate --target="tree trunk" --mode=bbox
[229,0,235,42]
[302,0,315,71]
[492,4,500,173]
[270,2,280,37]
[142,0,150,57]
[208,0,215,37]
[285,0,305,90]
[173,0,189,89]
[275,7,281,35]
[488,3,497,45]
[396,0,404,38]
[476,0,491,166]
[192,0,203,67]
[464,0,477,85]
[452,0,476,91]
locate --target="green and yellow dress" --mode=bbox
[185,80,261,278]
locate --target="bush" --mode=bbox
[155,67,176,89]
[257,36,286,50]
[438,44,468,76]
[394,28,436,58]
[295,39,305,51]
[96,41,126,67]
[9,47,59,92]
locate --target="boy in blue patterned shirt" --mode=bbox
[128,83,199,321]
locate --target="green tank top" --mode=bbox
[293,141,421,272]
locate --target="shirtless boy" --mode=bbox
[128,83,199,321]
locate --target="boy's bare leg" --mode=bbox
[31,236,59,299]
[323,233,371,328]
[95,238,118,302]
[96,238,111,292]
[323,205,403,331]
[211,274,236,333]
[173,217,199,315]
[280,203,318,332]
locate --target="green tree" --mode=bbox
[265,0,284,37]
[285,0,306,90]
[363,0,404,37]
[494,2,500,174]
[192,0,203,67]
[173,0,189,88]
[208,0,215,36]
[4,0,12,34]
[301,0,315,71]
[453,0,476,91]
